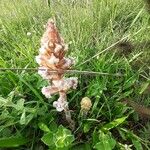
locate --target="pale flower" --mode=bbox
[62,58,73,68]
[80,97,92,111]
[69,77,78,89]
[39,47,47,54]
[53,91,68,111]
[54,44,62,53]
[53,100,68,112]
[41,86,52,98]
[35,55,42,65]
[38,67,48,79]
[48,54,59,64]
[52,77,78,91]
[41,86,59,98]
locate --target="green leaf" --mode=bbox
[0,96,7,106]
[54,125,74,148]
[48,121,58,133]
[94,141,111,150]
[19,109,26,125]
[94,131,116,150]
[25,114,34,124]
[38,122,50,132]
[7,91,15,102]
[19,76,45,105]
[123,76,137,90]
[83,123,91,133]
[15,99,25,111]
[0,136,28,147]
[123,89,134,97]
[121,128,143,150]
[132,138,143,150]
[120,128,144,149]
[118,128,127,140]
[41,132,54,147]
[101,116,128,131]
[0,109,9,120]
[92,129,99,146]
[139,82,149,94]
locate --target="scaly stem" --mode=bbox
[64,109,75,130]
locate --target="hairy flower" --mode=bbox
[41,86,52,98]
[52,77,78,91]
[41,86,59,98]
[36,19,78,113]
[53,101,68,112]
[35,55,42,65]
[48,53,59,64]
[53,92,68,112]
[80,97,92,111]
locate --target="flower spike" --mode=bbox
[36,19,78,129]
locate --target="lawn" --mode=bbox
[0,0,150,149]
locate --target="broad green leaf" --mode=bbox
[94,141,112,150]
[48,121,58,133]
[108,136,116,149]
[38,122,50,132]
[94,131,116,150]
[100,132,116,149]
[101,116,128,131]
[41,132,54,147]
[0,136,28,147]
[54,125,74,148]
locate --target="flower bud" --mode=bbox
[80,97,92,111]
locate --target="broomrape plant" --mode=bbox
[35,19,78,128]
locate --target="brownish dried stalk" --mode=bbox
[123,99,150,118]
[0,68,124,76]
[35,19,77,129]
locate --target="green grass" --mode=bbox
[0,0,150,149]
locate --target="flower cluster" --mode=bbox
[36,19,78,112]
[80,97,92,111]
